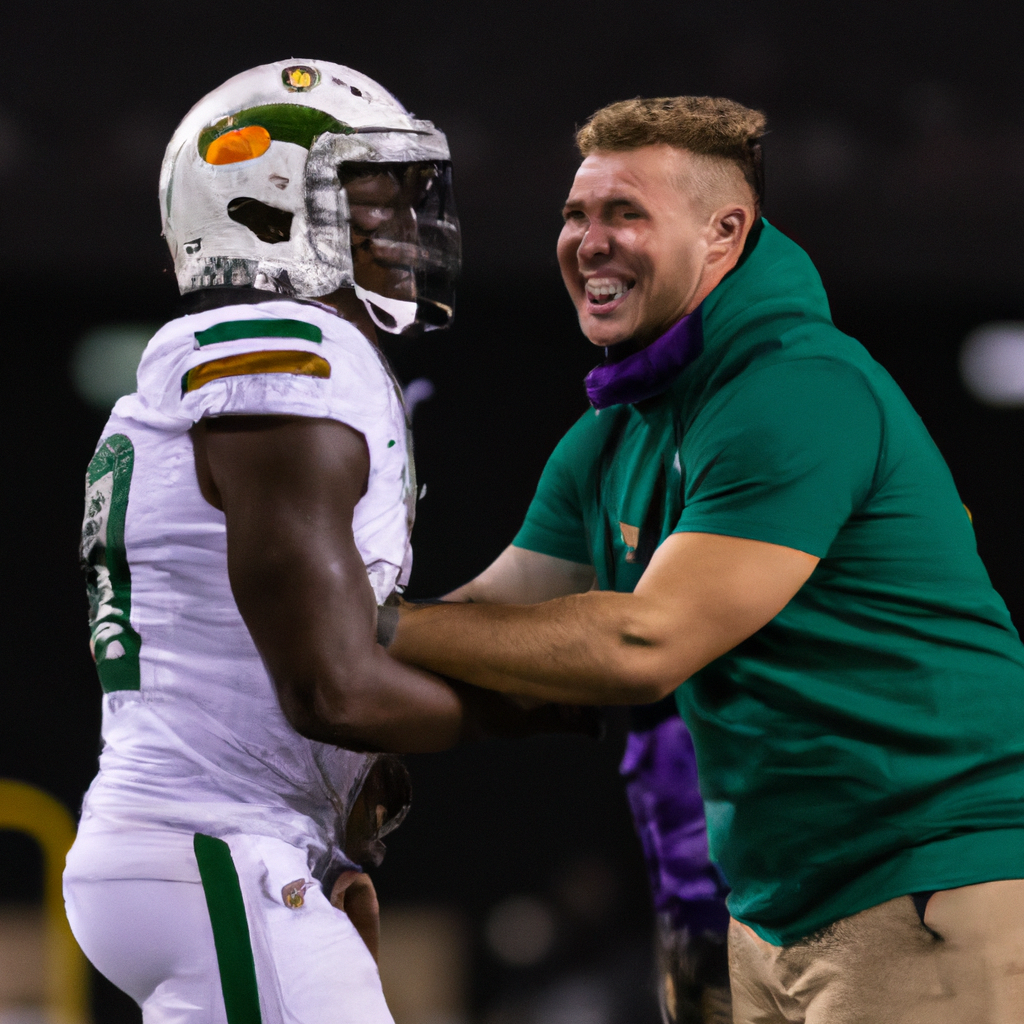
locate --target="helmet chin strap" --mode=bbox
[353,285,418,335]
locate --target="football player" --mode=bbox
[63,59,560,1023]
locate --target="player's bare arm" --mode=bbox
[193,413,545,752]
[391,532,818,705]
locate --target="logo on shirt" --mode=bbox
[619,522,640,563]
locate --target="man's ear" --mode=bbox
[705,205,752,269]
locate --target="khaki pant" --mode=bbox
[729,880,1024,1023]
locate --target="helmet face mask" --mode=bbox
[160,60,461,334]
[342,160,459,333]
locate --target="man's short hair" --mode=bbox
[576,97,767,212]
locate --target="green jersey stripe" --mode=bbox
[195,319,323,347]
[194,834,263,1024]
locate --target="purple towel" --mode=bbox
[621,714,730,935]
[585,307,703,410]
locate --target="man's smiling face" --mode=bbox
[557,145,716,349]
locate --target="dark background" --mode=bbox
[2,2,1023,1020]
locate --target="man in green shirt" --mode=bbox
[391,97,1024,1022]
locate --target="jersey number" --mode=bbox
[81,434,141,691]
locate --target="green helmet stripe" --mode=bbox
[197,104,353,158]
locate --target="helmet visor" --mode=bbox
[340,160,460,330]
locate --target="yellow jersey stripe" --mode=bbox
[182,350,331,394]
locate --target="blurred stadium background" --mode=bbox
[2,1,1023,1020]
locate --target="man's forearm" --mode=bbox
[390,533,820,706]
[390,591,680,705]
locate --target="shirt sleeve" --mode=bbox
[675,358,882,557]
[139,310,394,434]
[512,423,593,565]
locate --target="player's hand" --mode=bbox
[330,870,380,962]
[454,680,605,741]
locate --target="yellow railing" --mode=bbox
[0,779,90,1024]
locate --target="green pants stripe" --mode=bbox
[194,833,263,1024]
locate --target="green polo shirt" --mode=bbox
[513,221,1024,945]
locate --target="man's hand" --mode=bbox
[330,871,380,961]
[391,533,819,705]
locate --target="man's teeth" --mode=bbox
[586,279,632,304]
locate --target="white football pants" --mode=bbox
[64,830,395,1024]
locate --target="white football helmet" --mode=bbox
[159,59,461,334]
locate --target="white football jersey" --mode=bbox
[76,298,414,880]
